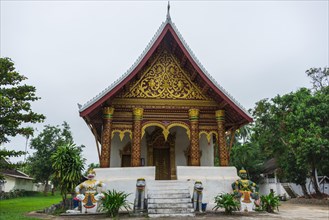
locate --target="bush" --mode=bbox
[261,191,280,213]
[213,193,240,214]
[0,189,39,200]
[99,189,131,218]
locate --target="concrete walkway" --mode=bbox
[27,201,329,220]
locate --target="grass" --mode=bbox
[0,192,62,220]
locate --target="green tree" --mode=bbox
[306,67,328,91]
[0,57,45,144]
[251,85,329,196]
[26,122,73,194]
[0,57,45,179]
[51,143,85,206]
[229,125,264,182]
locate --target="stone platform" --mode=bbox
[94,166,239,211]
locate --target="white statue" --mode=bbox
[75,168,106,213]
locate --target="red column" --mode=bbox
[100,107,114,168]
[189,109,200,166]
[216,110,228,166]
[131,108,143,167]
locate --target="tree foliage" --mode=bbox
[0,57,45,144]
[26,122,74,193]
[251,77,329,195]
[0,57,45,179]
[306,67,329,91]
[51,143,85,204]
[229,125,264,182]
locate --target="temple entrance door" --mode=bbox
[153,147,170,180]
[146,127,177,180]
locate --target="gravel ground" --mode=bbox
[27,201,329,220]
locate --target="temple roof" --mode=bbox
[79,16,252,124]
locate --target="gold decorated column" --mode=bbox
[100,107,114,168]
[132,107,143,167]
[216,110,228,166]
[189,109,200,166]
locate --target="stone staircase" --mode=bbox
[282,183,298,198]
[147,180,195,218]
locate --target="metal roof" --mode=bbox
[79,17,251,119]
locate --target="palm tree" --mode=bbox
[51,142,85,206]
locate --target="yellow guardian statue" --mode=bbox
[232,169,259,212]
[75,169,106,213]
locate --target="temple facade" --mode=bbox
[79,15,252,180]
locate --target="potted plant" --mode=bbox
[260,191,280,213]
[213,193,240,214]
[99,189,131,218]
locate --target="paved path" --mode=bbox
[27,201,329,220]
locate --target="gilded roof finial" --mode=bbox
[166,1,171,22]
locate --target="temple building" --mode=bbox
[79,11,252,181]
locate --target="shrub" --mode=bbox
[0,189,39,200]
[261,191,280,213]
[99,189,131,218]
[213,193,240,214]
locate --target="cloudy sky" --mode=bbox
[1,1,328,165]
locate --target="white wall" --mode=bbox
[173,126,189,166]
[95,167,155,205]
[3,176,34,192]
[3,176,15,192]
[95,166,239,210]
[15,178,34,191]
[110,133,131,167]
[177,166,238,210]
[260,177,329,197]
[259,183,288,197]
[199,134,214,166]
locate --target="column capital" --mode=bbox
[103,107,114,119]
[133,107,144,120]
[215,109,225,121]
[189,109,200,121]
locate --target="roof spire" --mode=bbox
[166,1,171,22]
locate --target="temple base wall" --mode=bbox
[94,167,155,204]
[177,166,238,209]
[94,166,238,210]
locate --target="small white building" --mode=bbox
[1,169,34,192]
[259,159,329,198]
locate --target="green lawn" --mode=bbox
[0,193,62,220]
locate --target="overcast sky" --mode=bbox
[1,1,328,166]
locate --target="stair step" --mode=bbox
[148,189,190,193]
[148,198,191,204]
[147,181,193,217]
[148,181,188,187]
[148,208,194,214]
[148,213,195,218]
[282,183,297,198]
[148,193,190,199]
[148,203,193,209]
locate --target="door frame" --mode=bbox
[146,127,177,180]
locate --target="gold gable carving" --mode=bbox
[121,50,210,100]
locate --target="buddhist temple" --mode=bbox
[78,7,252,181]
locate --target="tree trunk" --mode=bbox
[44,180,49,195]
[301,184,310,198]
[311,166,322,196]
[51,186,55,196]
